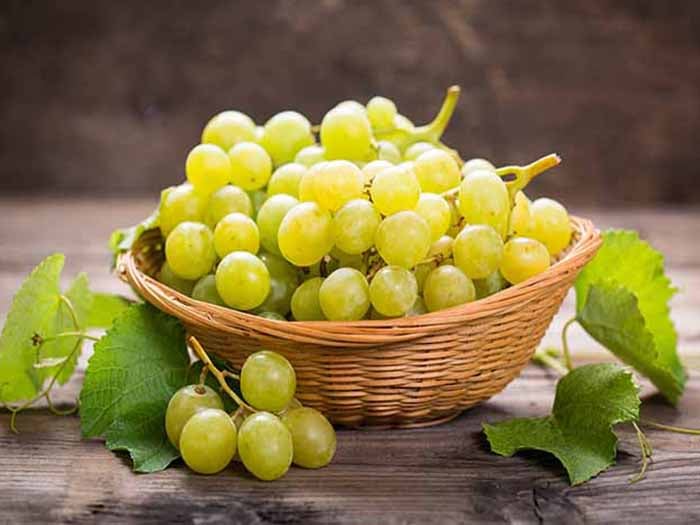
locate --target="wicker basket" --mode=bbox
[118,216,601,428]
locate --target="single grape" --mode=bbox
[267,163,307,198]
[258,252,299,316]
[453,224,504,279]
[362,160,394,185]
[204,185,252,228]
[376,140,401,164]
[237,412,293,481]
[310,160,365,211]
[393,113,415,131]
[332,199,381,255]
[406,296,428,317]
[415,193,451,241]
[529,198,572,255]
[413,262,433,293]
[297,169,317,202]
[509,190,533,237]
[215,251,271,310]
[414,149,461,193]
[185,144,233,195]
[158,261,196,295]
[290,277,325,321]
[500,237,551,284]
[214,212,260,257]
[336,99,367,115]
[318,268,370,321]
[461,158,496,176]
[201,110,256,151]
[375,211,431,268]
[258,311,286,321]
[278,202,334,266]
[320,106,372,161]
[331,248,366,272]
[253,125,265,144]
[294,144,326,167]
[240,350,296,412]
[247,189,267,220]
[165,384,224,448]
[228,142,272,191]
[180,408,237,475]
[423,265,475,312]
[474,271,508,299]
[458,170,510,239]
[261,111,314,166]
[370,164,421,216]
[159,184,208,237]
[366,96,397,130]
[427,234,454,260]
[165,221,216,280]
[256,194,300,255]
[281,407,336,469]
[191,274,226,306]
[403,141,434,161]
[369,265,418,317]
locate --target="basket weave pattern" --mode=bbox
[120,216,601,428]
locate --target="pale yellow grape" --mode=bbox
[278,202,334,266]
[191,274,226,306]
[201,110,256,151]
[374,211,431,268]
[362,160,393,185]
[403,141,434,161]
[427,235,454,260]
[213,212,260,257]
[297,170,317,202]
[414,149,461,193]
[461,158,496,177]
[330,248,365,272]
[248,189,267,219]
[331,199,381,255]
[237,412,293,481]
[215,251,270,310]
[474,271,508,299]
[406,296,428,317]
[366,96,397,130]
[423,265,475,312]
[185,144,233,195]
[240,351,296,412]
[291,277,325,321]
[415,193,451,241]
[369,265,418,317]
[336,100,367,116]
[413,263,433,293]
[310,160,364,211]
[228,142,272,191]
[165,222,216,280]
[500,237,551,284]
[261,111,314,166]
[529,198,572,255]
[204,185,252,228]
[394,114,415,131]
[254,125,265,144]
[509,191,533,237]
[453,224,504,279]
[320,106,373,161]
[256,194,299,255]
[318,268,370,321]
[158,261,196,295]
[376,141,401,163]
[294,144,326,167]
[370,164,420,216]
[180,408,237,475]
[267,163,306,198]
[458,170,510,239]
[159,184,207,237]
[281,407,336,469]
[165,384,224,448]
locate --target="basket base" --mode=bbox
[331,409,464,430]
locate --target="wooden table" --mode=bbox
[1,199,699,524]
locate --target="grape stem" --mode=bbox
[561,317,577,371]
[496,153,562,201]
[630,421,653,483]
[532,348,570,376]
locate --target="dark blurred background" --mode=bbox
[1,0,699,205]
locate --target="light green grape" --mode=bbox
[248,189,267,220]
[214,212,260,257]
[254,125,265,144]
[165,221,216,280]
[185,144,233,195]
[191,274,226,306]
[446,197,462,237]
[461,158,496,176]
[228,142,272,191]
[204,185,252,228]
[294,144,326,167]
[403,141,434,161]
[375,211,431,268]
[370,164,421,215]
[414,149,461,193]
[158,261,196,295]
[180,408,237,475]
[376,140,401,164]
[529,198,572,255]
[165,384,224,448]
[318,268,370,321]
[413,263,433,293]
[278,202,334,266]
[406,296,428,317]
[509,190,533,237]
[159,184,208,237]
[332,199,381,255]
[297,169,317,202]
[259,252,299,316]
[215,251,270,310]
[331,248,365,272]
[290,277,325,321]
[241,350,296,412]
[366,96,397,130]
[256,194,300,255]
[423,265,476,312]
[474,271,508,299]
[393,113,415,131]
[427,234,454,260]
[258,311,286,321]
[310,160,365,211]
[369,265,418,317]
[453,224,504,279]
[267,163,307,198]
[320,106,373,161]
[336,100,367,115]
[281,407,336,469]
[458,170,510,239]
[237,412,293,481]
[261,111,314,166]
[415,193,451,241]
[201,110,256,151]
[362,160,393,185]
[500,237,551,284]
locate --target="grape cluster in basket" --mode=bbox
[157,86,572,320]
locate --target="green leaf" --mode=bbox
[574,229,685,404]
[108,208,159,265]
[79,303,190,473]
[86,293,133,329]
[483,363,640,485]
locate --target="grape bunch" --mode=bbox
[156,86,572,321]
[166,346,336,480]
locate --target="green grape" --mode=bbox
[201,110,256,151]
[415,193,451,241]
[256,194,300,255]
[362,160,394,185]
[458,170,510,239]
[278,397,303,415]
[278,202,334,266]
[406,296,428,316]
[320,106,372,161]
[529,198,572,255]
[509,190,533,237]
[237,412,293,481]
[165,384,224,448]
[281,407,336,469]
[297,169,317,202]
[267,163,307,198]
[259,252,299,316]
[370,164,420,216]
[461,158,496,176]
[474,271,508,299]
[247,189,267,220]
[214,212,260,257]
[331,248,366,272]
[453,224,504,279]
[294,144,326,167]
[369,265,418,317]
[414,149,461,193]
[241,350,296,412]
[159,184,208,237]
[180,408,237,475]
[336,100,367,116]
[376,140,401,164]
[228,142,272,191]
[403,141,434,161]
[261,111,314,166]
[366,96,397,130]
[375,211,431,268]
[500,237,551,284]
[204,185,252,228]
[332,199,381,255]
[423,265,476,312]
[165,221,216,280]
[191,274,226,306]
[393,113,415,131]
[310,160,365,211]
[258,311,286,321]
[318,268,370,321]
[158,261,196,295]
[185,144,233,195]
[428,234,454,260]
[215,251,270,310]
[290,277,325,321]
[413,263,433,293]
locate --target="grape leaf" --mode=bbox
[574,230,685,404]
[79,303,190,473]
[86,293,132,329]
[483,363,640,485]
[108,208,159,262]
